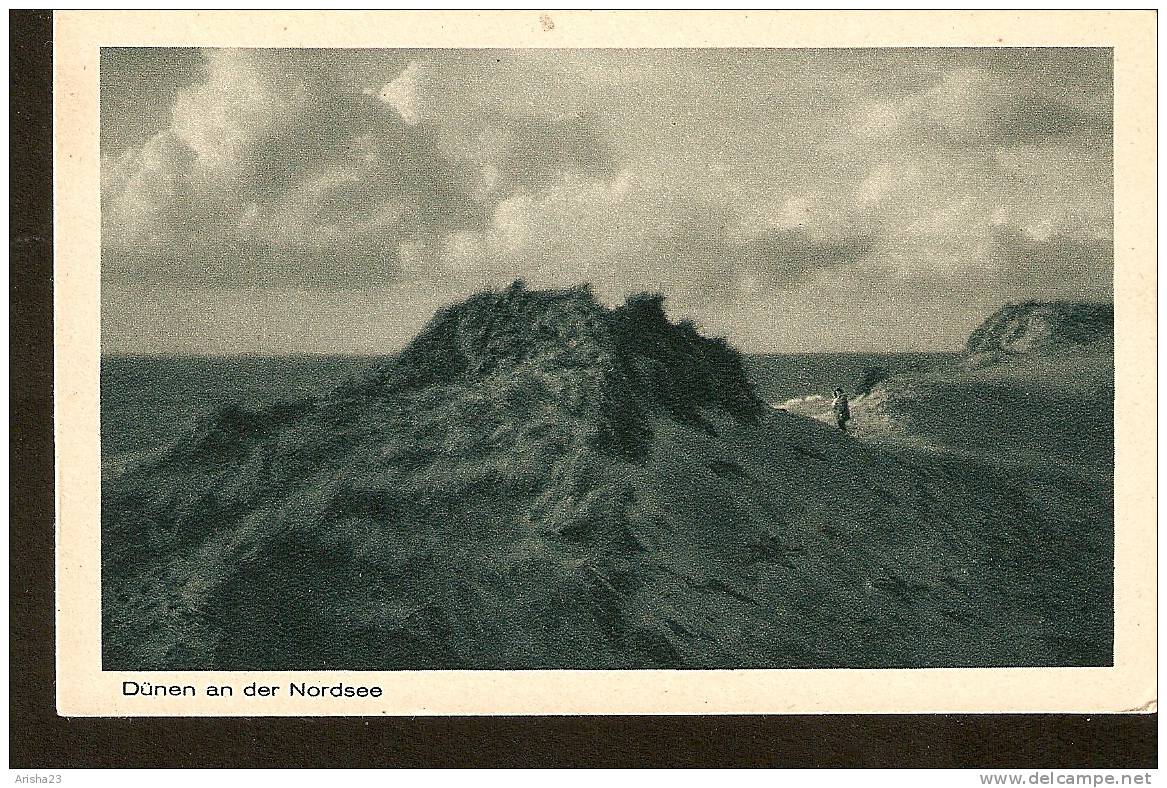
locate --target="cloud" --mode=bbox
[849,213,1113,313]
[476,112,620,195]
[859,67,1108,149]
[855,163,921,205]
[988,221,1112,296]
[377,175,872,310]
[101,49,622,290]
[377,60,621,196]
[737,227,875,291]
[392,172,636,289]
[639,195,876,305]
[379,60,429,125]
[100,48,207,154]
[100,48,1113,354]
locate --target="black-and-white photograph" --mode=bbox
[98,46,1114,672]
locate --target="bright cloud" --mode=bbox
[379,60,428,125]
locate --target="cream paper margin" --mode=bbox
[53,10,1156,717]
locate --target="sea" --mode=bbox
[100,353,957,460]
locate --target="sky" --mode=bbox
[100,47,1112,354]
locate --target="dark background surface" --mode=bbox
[9,9,1156,769]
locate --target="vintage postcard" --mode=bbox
[53,10,1155,716]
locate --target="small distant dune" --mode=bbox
[964,300,1113,365]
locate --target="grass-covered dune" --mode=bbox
[103,285,1112,670]
[965,300,1113,358]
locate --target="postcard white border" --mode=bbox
[53,10,1156,716]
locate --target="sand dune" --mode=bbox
[102,287,1113,669]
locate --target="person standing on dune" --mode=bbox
[832,387,850,433]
